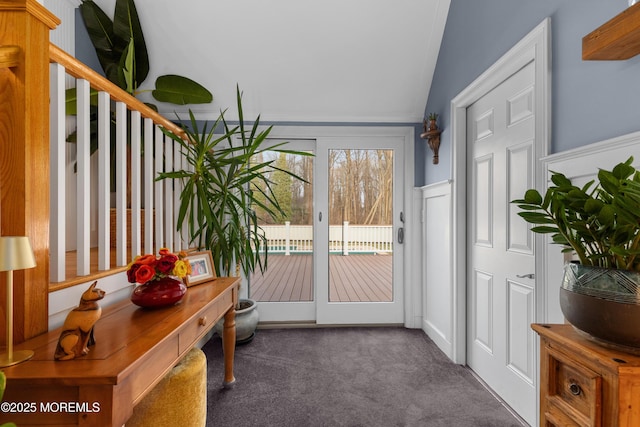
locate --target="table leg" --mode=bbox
[222,307,236,387]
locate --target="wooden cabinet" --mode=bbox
[0,277,240,427]
[533,324,640,427]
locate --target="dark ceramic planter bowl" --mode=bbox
[560,263,640,349]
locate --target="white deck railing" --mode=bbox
[49,44,187,284]
[259,223,393,255]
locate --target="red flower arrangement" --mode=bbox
[127,248,192,284]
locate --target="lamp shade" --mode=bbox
[0,236,36,272]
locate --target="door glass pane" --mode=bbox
[328,149,393,302]
[249,151,314,302]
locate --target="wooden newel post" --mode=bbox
[0,0,59,343]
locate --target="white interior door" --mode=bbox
[315,136,405,324]
[466,61,537,425]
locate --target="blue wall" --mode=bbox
[422,0,640,185]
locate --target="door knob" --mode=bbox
[516,273,535,279]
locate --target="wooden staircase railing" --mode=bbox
[48,44,189,290]
[0,0,190,344]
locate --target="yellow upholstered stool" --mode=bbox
[126,347,207,427]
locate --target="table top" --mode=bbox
[532,323,640,367]
[3,277,240,384]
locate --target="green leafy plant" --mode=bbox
[427,112,439,121]
[158,86,311,286]
[77,0,212,108]
[513,156,640,271]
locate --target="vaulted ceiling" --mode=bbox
[89,0,450,123]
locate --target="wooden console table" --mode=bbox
[0,276,240,426]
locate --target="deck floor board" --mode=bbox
[250,254,392,302]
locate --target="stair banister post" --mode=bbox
[0,0,59,343]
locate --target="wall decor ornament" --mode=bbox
[421,113,442,164]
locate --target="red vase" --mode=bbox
[131,276,187,308]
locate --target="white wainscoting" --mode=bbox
[421,180,454,359]
[541,130,640,324]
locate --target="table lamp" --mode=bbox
[0,236,37,367]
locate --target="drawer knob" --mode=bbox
[199,316,208,326]
[568,382,581,396]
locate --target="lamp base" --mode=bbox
[0,349,34,367]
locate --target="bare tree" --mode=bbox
[254,147,394,227]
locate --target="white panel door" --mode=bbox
[467,61,536,425]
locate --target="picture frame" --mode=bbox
[184,251,216,287]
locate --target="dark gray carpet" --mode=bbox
[203,327,526,427]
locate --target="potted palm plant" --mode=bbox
[158,86,310,343]
[513,156,640,349]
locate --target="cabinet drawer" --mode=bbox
[545,404,583,427]
[178,291,232,354]
[545,347,602,427]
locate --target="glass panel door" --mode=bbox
[249,135,405,325]
[248,139,316,322]
[250,149,314,302]
[328,149,393,303]
[316,137,404,325]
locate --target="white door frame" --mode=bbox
[255,125,416,326]
[450,18,551,365]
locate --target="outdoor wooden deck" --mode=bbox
[250,253,393,302]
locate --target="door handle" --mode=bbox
[397,227,404,244]
[516,273,535,279]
